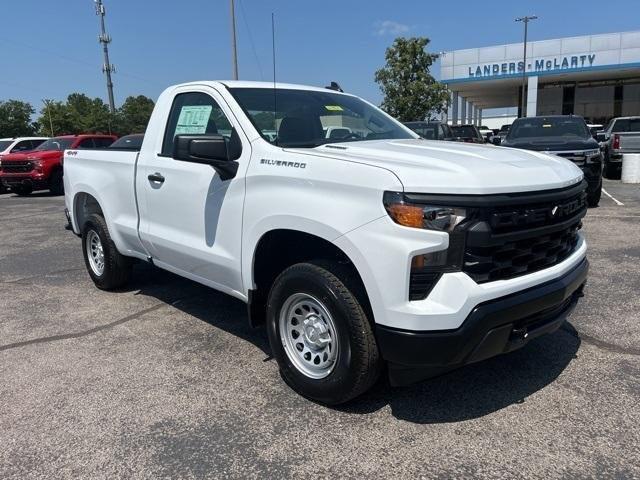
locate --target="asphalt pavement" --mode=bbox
[1,180,639,479]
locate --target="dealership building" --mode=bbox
[441,30,640,126]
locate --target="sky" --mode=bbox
[1,0,639,117]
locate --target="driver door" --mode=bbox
[136,87,248,296]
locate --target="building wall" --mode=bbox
[442,31,640,84]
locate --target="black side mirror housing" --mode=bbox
[596,132,607,143]
[173,133,240,181]
[492,136,502,146]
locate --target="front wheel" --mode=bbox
[82,213,132,290]
[266,261,381,405]
[587,179,602,207]
[49,170,64,195]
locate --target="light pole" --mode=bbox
[42,99,54,137]
[515,15,537,117]
[230,0,239,80]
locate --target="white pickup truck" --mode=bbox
[64,81,589,404]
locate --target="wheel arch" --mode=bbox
[247,228,374,328]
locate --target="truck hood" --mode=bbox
[1,150,61,162]
[314,139,584,194]
[502,136,599,152]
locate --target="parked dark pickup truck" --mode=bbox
[499,115,602,207]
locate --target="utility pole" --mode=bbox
[230,0,239,80]
[42,99,54,137]
[515,15,537,117]
[95,0,116,114]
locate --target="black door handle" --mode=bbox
[148,172,165,183]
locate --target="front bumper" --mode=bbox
[378,258,588,385]
[1,174,49,190]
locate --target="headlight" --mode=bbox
[584,149,600,157]
[383,191,466,231]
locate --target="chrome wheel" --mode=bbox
[86,230,105,276]
[279,293,338,379]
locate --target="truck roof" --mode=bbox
[53,134,117,139]
[178,80,349,95]
[0,136,49,141]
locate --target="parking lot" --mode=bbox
[0,180,638,479]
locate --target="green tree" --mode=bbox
[0,100,37,137]
[114,95,155,134]
[36,100,75,136]
[374,37,450,122]
[66,93,112,133]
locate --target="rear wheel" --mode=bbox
[12,185,32,196]
[49,170,64,195]
[82,213,132,290]
[266,261,381,405]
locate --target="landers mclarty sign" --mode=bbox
[469,54,597,78]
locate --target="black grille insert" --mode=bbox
[1,161,32,173]
[463,188,586,283]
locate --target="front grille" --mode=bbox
[551,151,586,166]
[1,161,32,173]
[462,186,587,283]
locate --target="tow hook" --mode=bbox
[510,327,529,343]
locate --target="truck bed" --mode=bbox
[64,149,144,258]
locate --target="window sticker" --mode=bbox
[325,105,343,111]
[174,105,213,135]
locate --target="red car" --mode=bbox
[0,134,116,195]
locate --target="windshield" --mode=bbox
[228,87,414,148]
[507,117,590,140]
[35,138,74,151]
[451,125,478,138]
[0,141,13,151]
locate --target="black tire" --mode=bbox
[12,185,32,196]
[603,160,620,180]
[49,170,64,195]
[587,179,602,207]
[81,213,132,290]
[266,260,381,405]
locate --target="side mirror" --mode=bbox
[492,136,502,146]
[173,134,239,181]
[596,132,607,143]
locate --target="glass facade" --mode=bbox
[537,79,640,125]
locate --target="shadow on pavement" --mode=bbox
[127,262,581,424]
[126,262,271,356]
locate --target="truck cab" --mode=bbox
[64,81,588,404]
[1,134,116,195]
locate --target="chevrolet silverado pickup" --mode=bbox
[1,134,116,195]
[64,81,588,404]
[598,116,640,178]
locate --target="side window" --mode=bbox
[11,140,34,152]
[77,138,96,149]
[161,91,233,156]
[30,140,45,149]
[94,138,114,148]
